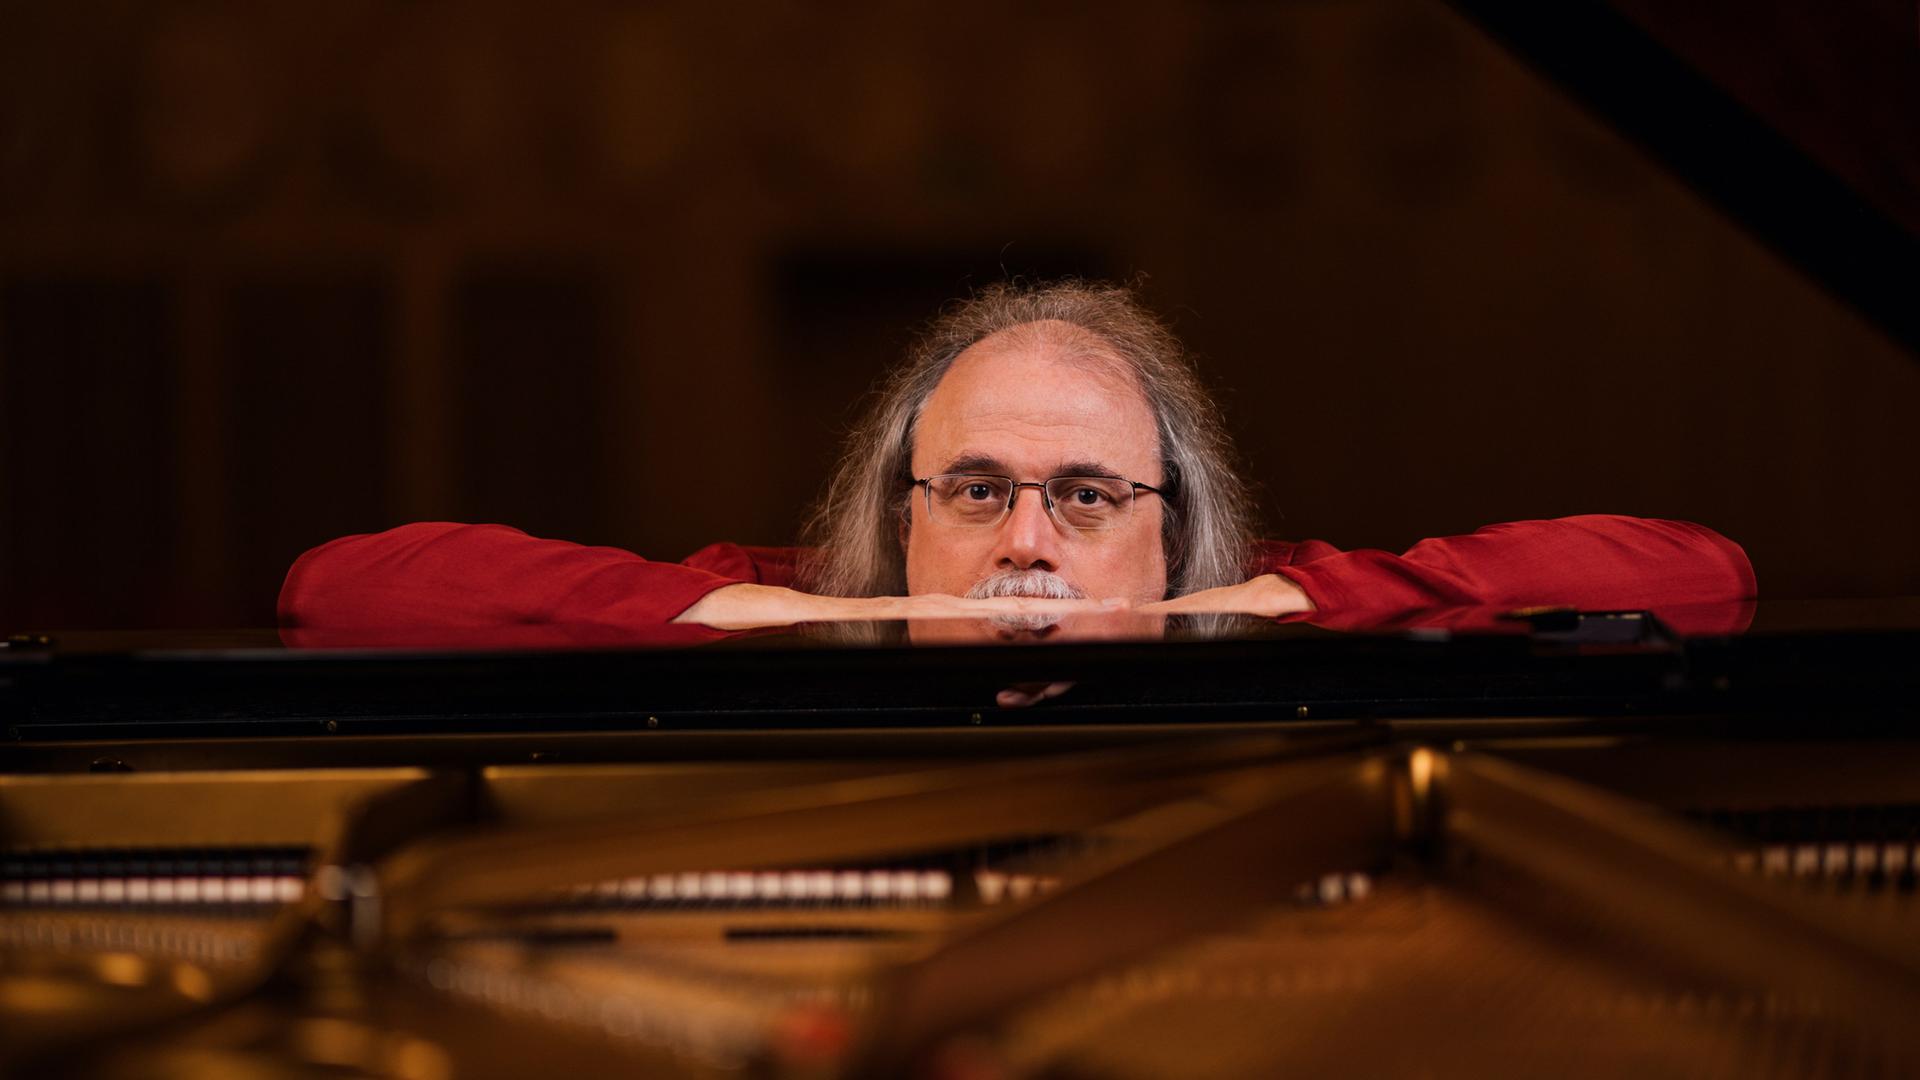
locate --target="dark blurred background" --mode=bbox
[2,0,1915,630]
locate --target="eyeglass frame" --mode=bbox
[909,473,1167,532]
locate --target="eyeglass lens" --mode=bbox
[924,474,1135,530]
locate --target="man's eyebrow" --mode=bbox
[937,454,1125,479]
[1056,459,1123,479]
[941,453,1010,475]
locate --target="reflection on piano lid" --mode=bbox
[0,599,1911,755]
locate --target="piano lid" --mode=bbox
[1442,0,1920,358]
[14,595,1920,658]
[1,599,1916,748]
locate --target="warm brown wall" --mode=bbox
[2,0,1915,629]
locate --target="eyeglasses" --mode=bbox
[912,473,1164,532]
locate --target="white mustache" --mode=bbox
[966,570,1086,630]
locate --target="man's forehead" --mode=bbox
[911,324,1159,476]
[931,323,1144,403]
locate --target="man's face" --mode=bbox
[904,321,1168,607]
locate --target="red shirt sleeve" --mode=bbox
[277,522,798,644]
[1262,515,1756,632]
[281,516,1757,644]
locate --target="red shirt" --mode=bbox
[278,516,1756,643]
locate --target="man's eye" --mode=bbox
[965,484,995,501]
[1071,487,1107,506]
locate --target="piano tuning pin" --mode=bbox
[1854,843,1880,875]
[923,871,952,901]
[1793,845,1820,876]
[1761,845,1789,876]
[975,871,1007,904]
[756,871,783,900]
[806,871,833,900]
[1884,843,1911,876]
[836,870,864,902]
[727,872,755,901]
[1823,844,1849,875]
[1317,874,1344,904]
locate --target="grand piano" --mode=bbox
[5,3,1920,1078]
[3,603,1918,1077]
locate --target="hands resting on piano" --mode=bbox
[668,576,1314,709]
[669,574,1314,631]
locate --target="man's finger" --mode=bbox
[1137,575,1313,618]
[995,681,1075,708]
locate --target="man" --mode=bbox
[279,280,1755,644]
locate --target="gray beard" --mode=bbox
[965,569,1087,631]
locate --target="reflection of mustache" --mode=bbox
[966,570,1086,630]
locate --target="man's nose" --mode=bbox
[992,486,1065,571]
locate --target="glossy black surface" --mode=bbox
[2,601,1915,754]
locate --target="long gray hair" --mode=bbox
[796,280,1256,599]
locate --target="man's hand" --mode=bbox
[671,584,852,630]
[672,583,1123,631]
[1138,574,1314,618]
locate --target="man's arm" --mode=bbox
[279,522,1120,636]
[1271,515,1754,613]
[278,522,759,636]
[1147,515,1755,630]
